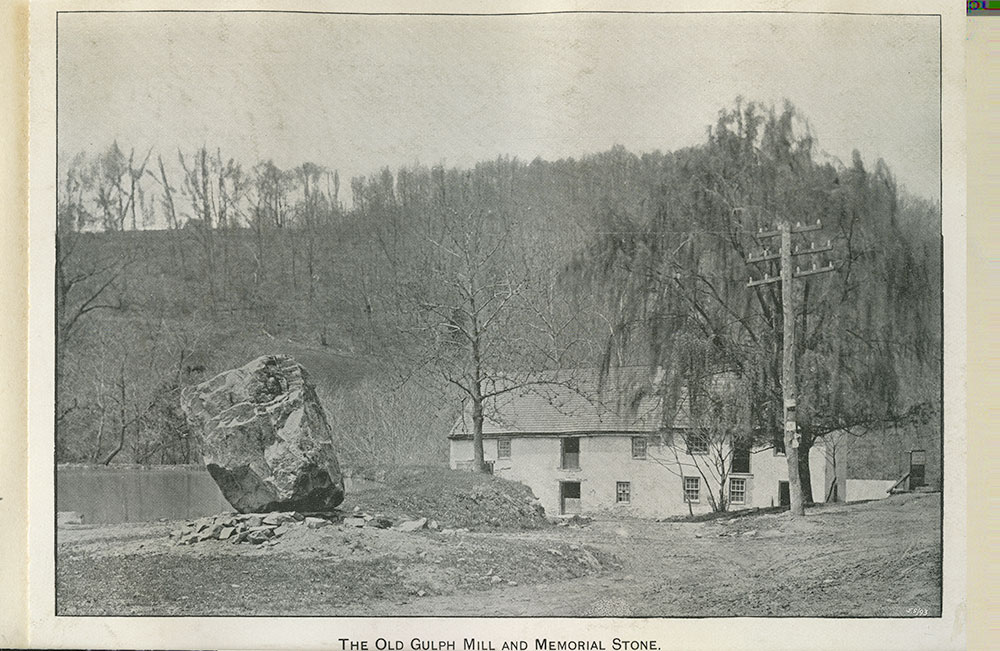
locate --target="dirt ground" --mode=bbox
[56,492,941,617]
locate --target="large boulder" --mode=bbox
[180,355,345,513]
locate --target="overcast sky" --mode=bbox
[58,11,941,203]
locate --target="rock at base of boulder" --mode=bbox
[181,355,346,513]
[397,517,428,532]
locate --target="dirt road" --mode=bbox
[57,492,941,617]
[359,492,941,617]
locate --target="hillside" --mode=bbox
[56,102,943,476]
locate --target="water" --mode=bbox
[56,465,373,524]
[56,465,233,524]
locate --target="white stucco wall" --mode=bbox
[743,442,845,507]
[846,479,896,501]
[449,434,842,518]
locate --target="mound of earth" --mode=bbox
[343,466,547,531]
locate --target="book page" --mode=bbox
[25,1,968,648]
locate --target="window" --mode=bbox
[631,437,647,459]
[730,477,747,505]
[732,442,751,474]
[561,437,580,469]
[497,438,511,459]
[685,432,709,455]
[683,477,700,503]
[616,481,631,503]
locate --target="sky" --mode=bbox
[57,11,941,207]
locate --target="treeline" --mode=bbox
[55,99,942,491]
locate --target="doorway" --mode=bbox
[778,481,790,507]
[909,450,926,489]
[560,481,581,515]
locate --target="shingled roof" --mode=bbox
[448,368,696,439]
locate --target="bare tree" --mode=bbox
[85,321,197,465]
[316,378,451,470]
[93,142,152,231]
[395,208,532,471]
[177,146,249,315]
[55,156,133,424]
[647,376,755,512]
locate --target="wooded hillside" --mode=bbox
[55,100,942,485]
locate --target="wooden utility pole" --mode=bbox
[748,220,835,516]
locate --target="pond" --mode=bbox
[56,465,374,524]
[56,465,233,525]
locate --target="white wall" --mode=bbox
[449,434,842,518]
[747,442,842,507]
[747,447,787,508]
[846,479,896,501]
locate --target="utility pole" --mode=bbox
[748,219,835,516]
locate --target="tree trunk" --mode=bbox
[101,422,127,465]
[784,443,804,514]
[798,435,815,505]
[101,367,129,465]
[471,392,486,473]
[92,407,106,463]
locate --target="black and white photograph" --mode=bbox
[37,0,961,636]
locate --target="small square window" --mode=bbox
[683,476,700,503]
[497,438,511,459]
[631,437,647,459]
[730,477,747,505]
[686,432,709,455]
[616,481,631,503]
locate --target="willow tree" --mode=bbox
[571,99,940,507]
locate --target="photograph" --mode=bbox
[50,7,946,620]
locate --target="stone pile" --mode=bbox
[171,511,314,546]
[171,507,443,546]
[345,505,442,533]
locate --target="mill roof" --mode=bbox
[447,368,698,439]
